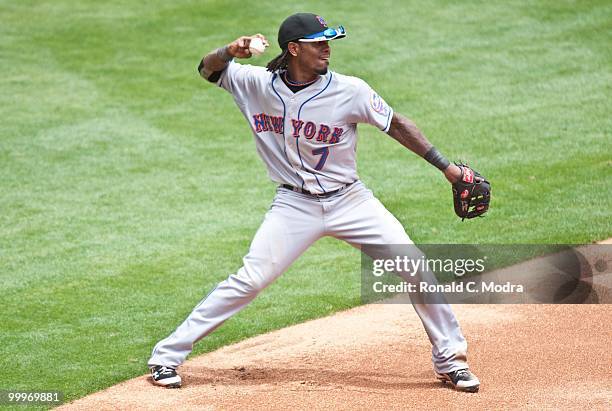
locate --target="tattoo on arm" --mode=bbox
[386,112,433,156]
[198,46,232,80]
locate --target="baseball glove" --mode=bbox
[452,163,491,220]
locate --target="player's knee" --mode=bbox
[233,260,277,294]
[225,272,265,296]
[243,275,268,294]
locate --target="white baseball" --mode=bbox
[249,37,266,56]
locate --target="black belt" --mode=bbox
[281,181,355,198]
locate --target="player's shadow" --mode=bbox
[182,366,440,391]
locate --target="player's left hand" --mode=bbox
[451,163,491,220]
[227,34,269,59]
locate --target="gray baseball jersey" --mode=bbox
[216,60,393,194]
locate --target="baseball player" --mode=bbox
[148,12,481,393]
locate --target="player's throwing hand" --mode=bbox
[227,34,269,59]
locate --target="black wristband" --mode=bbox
[423,147,450,171]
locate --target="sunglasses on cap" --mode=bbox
[299,25,346,42]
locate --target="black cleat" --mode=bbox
[150,365,182,388]
[436,368,480,392]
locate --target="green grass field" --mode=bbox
[1,0,611,405]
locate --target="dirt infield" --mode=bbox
[59,303,611,410]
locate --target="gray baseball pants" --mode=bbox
[148,181,469,373]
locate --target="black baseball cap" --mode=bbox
[278,13,346,50]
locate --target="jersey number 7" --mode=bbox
[312,147,329,171]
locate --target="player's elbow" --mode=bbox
[197,59,223,83]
